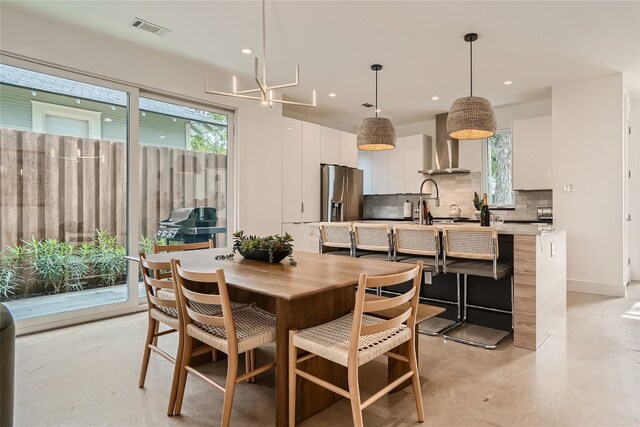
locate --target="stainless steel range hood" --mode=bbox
[419,112,470,175]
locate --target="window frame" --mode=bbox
[481,127,516,209]
[1,54,236,335]
[31,100,102,139]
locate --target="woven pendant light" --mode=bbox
[357,64,395,150]
[447,33,496,140]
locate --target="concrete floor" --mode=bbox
[13,284,640,427]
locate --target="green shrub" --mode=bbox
[90,229,126,286]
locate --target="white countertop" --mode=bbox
[357,220,558,236]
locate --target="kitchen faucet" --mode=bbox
[419,178,440,225]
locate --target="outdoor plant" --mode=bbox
[24,238,88,293]
[232,230,296,265]
[138,236,167,254]
[89,229,126,286]
[0,244,25,298]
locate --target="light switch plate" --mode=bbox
[424,271,432,284]
[563,184,574,192]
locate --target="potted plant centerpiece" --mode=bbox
[232,231,296,265]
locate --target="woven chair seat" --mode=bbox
[326,250,352,257]
[445,259,512,279]
[187,306,276,354]
[293,313,411,367]
[155,289,250,318]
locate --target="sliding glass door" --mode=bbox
[0,61,136,328]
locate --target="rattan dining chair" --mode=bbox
[171,260,277,427]
[138,254,183,416]
[352,223,393,261]
[441,226,514,349]
[319,222,354,256]
[288,262,425,427]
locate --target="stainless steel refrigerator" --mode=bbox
[321,164,363,222]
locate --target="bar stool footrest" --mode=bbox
[418,318,461,336]
[443,323,512,349]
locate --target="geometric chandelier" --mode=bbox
[205,0,316,108]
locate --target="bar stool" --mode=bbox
[441,226,514,349]
[319,222,353,256]
[351,223,393,261]
[393,224,461,336]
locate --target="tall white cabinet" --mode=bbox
[282,117,357,253]
[512,116,552,190]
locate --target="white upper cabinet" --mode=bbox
[371,150,388,194]
[357,150,373,195]
[302,122,321,222]
[357,134,430,194]
[339,131,358,168]
[403,135,427,193]
[282,117,303,223]
[387,137,405,193]
[512,116,552,190]
[320,126,340,165]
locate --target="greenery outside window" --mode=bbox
[483,129,514,208]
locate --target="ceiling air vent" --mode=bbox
[130,18,171,37]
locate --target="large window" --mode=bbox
[484,129,514,207]
[0,63,130,320]
[0,61,234,330]
[138,96,229,251]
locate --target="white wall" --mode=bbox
[552,73,626,297]
[0,6,283,238]
[629,99,640,280]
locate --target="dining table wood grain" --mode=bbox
[139,249,417,426]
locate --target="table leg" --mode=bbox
[275,287,354,427]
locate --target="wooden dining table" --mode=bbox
[139,249,418,426]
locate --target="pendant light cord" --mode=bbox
[262,0,267,90]
[375,69,378,118]
[469,39,473,97]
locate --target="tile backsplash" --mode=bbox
[363,172,552,221]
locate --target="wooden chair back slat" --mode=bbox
[154,240,213,253]
[362,288,415,313]
[148,293,177,309]
[360,308,412,336]
[185,306,225,327]
[363,267,420,288]
[182,286,223,306]
[144,275,175,289]
[173,268,219,284]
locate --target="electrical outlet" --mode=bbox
[563,184,574,192]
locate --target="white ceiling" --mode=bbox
[4,1,640,132]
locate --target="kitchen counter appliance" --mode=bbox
[156,207,226,244]
[321,165,364,222]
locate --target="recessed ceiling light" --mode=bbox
[241,48,253,55]
[374,109,382,113]
[31,91,37,96]
[103,118,112,122]
[159,135,166,139]
[431,96,439,101]
[75,99,81,104]
[287,127,293,131]
[328,93,337,98]
[504,80,513,85]
[141,112,146,116]
[111,106,116,111]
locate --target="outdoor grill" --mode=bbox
[156,207,225,245]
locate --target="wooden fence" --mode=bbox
[0,128,226,250]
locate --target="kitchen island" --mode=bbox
[326,222,567,351]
